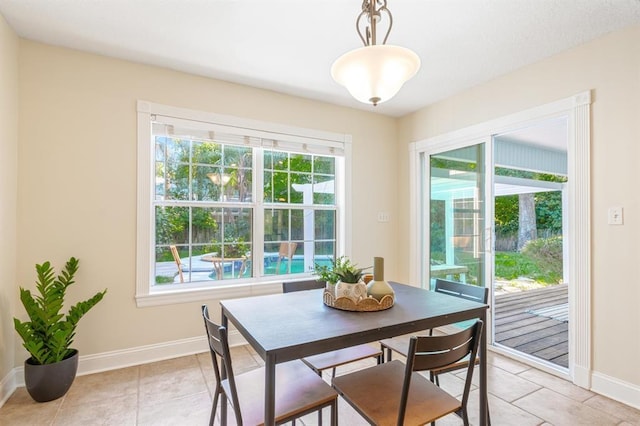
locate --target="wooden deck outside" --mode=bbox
[494,284,568,368]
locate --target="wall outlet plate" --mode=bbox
[607,206,623,225]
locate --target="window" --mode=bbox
[136,101,350,306]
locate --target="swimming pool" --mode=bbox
[179,254,333,278]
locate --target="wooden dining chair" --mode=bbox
[282,280,383,378]
[332,320,483,426]
[201,305,338,426]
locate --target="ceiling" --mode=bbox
[1,0,640,117]
[494,116,568,151]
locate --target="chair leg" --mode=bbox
[220,394,227,426]
[210,389,220,426]
[331,399,338,426]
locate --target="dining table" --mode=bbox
[220,280,490,426]
[200,254,247,279]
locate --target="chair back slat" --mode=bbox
[412,341,474,371]
[409,323,478,371]
[434,278,489,304]
[283,279,325,293]
[414,324,476,353]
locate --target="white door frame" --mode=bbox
[408,91,591,387]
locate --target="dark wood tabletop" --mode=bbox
[220,281,490,425]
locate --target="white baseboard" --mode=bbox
[11,330,247,389]
[0,369,16,409]
[591,371,640,410]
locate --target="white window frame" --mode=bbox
[136,101,352,307]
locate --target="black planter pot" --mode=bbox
[24,349,79,402]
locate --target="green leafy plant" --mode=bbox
[333,256,369,284]
[314,257,340,285]
[14,257,107,365]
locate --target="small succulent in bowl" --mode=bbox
[333,256,368,284]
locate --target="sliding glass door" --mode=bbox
[414,94,589,379]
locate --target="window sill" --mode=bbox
[135,280,284,307]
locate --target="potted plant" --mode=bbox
[332,256,369,302]
[14,257,107,402]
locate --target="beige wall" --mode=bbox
[8,17,640,401]
[0,14,18,385]
[398,26,640,387]
[15,41,399,360]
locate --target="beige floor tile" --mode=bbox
[3,348,640,426]
[466,389,543,426]
[197,345,262,396]
[0,387,61,426]
[138,391,211,426]
[138,354,200,378]
[138,356,208,407]
[514,388,622,426]
[423,370,475,398]
[487,351,532,374]
[53,394,137,426]
[518,367,594,402]
[63,365,139,406]
[138,369,208,408]
[466,362,542,402]
[243,343,266,366]
[331,398,371,426]
[583,394,640,425]
[226,345,262,374]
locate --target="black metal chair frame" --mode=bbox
[380,278,491,424]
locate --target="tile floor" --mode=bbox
[1,345,639,425]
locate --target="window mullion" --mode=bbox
[253,148,265,277]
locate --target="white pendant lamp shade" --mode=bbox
[331,44,420,106]
[331,1,421,106]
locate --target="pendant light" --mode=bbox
[331,0,421,106]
